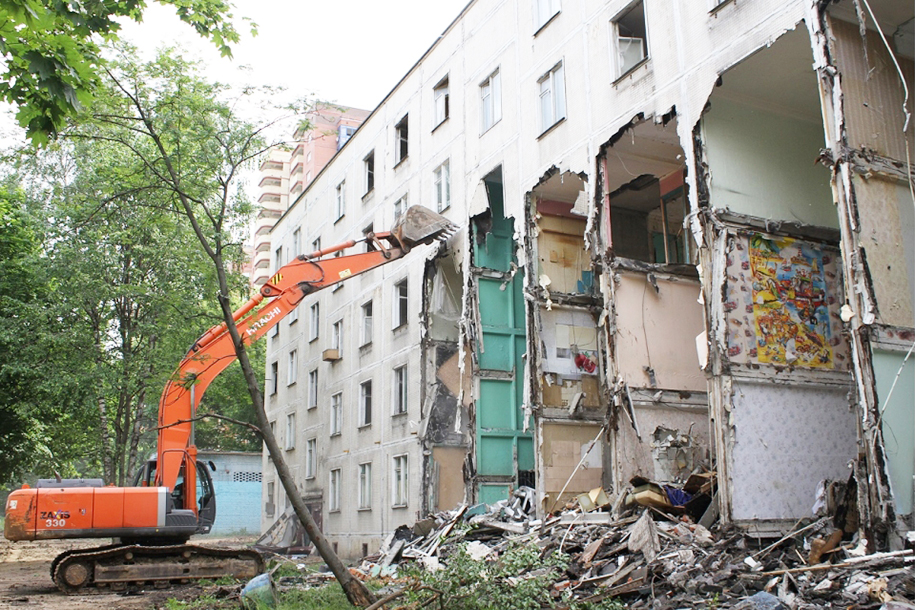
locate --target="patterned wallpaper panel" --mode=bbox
[725,232,850,370]
[729,382,857,521]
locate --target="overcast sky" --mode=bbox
[120,0,471,112]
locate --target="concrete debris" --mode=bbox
[349,489,915,609]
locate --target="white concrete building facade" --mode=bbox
[262,0,914,557]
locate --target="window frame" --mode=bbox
[287,350,298,386]
[612,0,649,81]
[359,380,373,427]
[361,301,374,347]
[330,392,342,436]
[335,180,346,221]
[395,114,409,165]
[285,412,296,450]
[331,319,343,357]
[392,454,408,508]
[433,159,451,213]
[308,368,318,409]
[358,462,372,510]
[538,61,566,135]
[329,468,341,512]
[305,437,316,478]
[534,0,561,33]
[480,69,502,133]
[309,302,320,342]
[393,365,408,416]
[364,150,375,195]
[394,194,408,221]
[269,361,278,395]
[393,279,409,329]
[433,76,450,128]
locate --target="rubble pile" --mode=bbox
[360,484,914,609]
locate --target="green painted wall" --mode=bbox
[874,349,915,516]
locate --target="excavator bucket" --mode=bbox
[391,205,457,249]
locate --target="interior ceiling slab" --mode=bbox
[605,119,683,194]
[535,171,586,204]
[713,26,822,123]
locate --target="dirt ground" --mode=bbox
[0,536,258,610]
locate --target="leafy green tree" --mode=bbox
[0,183,99,488]
[0,0,249,143]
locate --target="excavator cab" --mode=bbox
[132,456,216,535]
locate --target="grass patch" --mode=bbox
[277,585,356,610]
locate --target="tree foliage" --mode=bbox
[0,0,250,143]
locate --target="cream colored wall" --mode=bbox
[614,272,707,392]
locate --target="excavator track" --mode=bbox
[51,544,264,594]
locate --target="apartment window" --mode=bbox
[288,304,298,325]
[305,438,316,478]
[274,246,283,270]
[361,301,373,346]
[395,115,409,164]
[364,151,375,195]
[393,365,408,415]
[309,303,320,341]
[394,195,408,221]
[329,469,341,512]
[305,170,312,183]
[433,76,449,127]
[266,482,275,517]
[292,228,301,257]
[392,455,408,507]
[359,380,372,426]
[434,160,451,212]
[330,392,342,435]
[312,237,321,254]
[613,1,648,78]
[535,0,560,30]
[538,62,566,133]
[287,350,297,385]
[393,280,408,329]
[285,413,296,450]
[480,69,502,132]
[308,369,318,409]
[337,124,356,149]
[332,320,343,354]
[269,361,278,395]
[358,463,372,509]
[335,180,346,221]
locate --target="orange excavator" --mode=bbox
[4,206,455,592]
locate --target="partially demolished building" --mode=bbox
[261,0,914,557]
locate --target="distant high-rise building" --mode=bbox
[250,104,369,287]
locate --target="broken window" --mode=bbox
[335,180,346,221]
[309,303,320,341]
[609,171,693,265]
[332,319,343,355]
[612,1,648,78]
[269,361,278,395]
[394,194,407,221]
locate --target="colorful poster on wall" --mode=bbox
[725,232,848,369]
